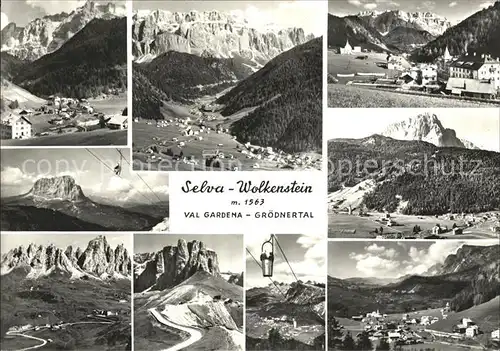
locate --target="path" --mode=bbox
[148,307,203,351]
[5,331,47,351]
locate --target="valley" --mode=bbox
[327,242,500,350]
[1,1,128,146]
[0,235,132,351]
[131,6,322,171]
[327,3,500,107]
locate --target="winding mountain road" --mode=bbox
[148,308,202,351]
[5,331,47,351]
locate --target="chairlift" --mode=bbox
[260,235,274,277]
[114,152,123,176]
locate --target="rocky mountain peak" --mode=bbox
[28,175,85,202]
[1,236,131,279]
[381,113,477,149]
[134,239,221,292]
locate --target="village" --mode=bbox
[133,107,322,171]
[329,202,500,239]
[329,39,500,103]
[336,302,500,349]
[0,94,128,144]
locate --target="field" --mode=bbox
[327,52,400,83]
[328,211,497,239]
[327,84,496,108]
[89,94,126,115]
[1,129,127,146]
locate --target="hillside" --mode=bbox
[216,37,322,153]
[327,14,396,52]
[327,135,500,215]
[0,79,46,108]
[411,2,500,62]
[0,52,27,80]
[384,26,435,52]
[13,17,126,99]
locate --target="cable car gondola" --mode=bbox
[260,235,274,277]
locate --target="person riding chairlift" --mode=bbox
[114,163,122,176]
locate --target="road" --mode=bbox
[5,331,47,351]
[148,307,203,351]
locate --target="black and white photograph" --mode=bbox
[0,148,169,231]
[327,0,500,107]
[245,233,325,350]
[327,240,500,350]
[0,0,128,146]
[133,234,244,351]
[1,233,132,350]
[327,108,500,239]
[131,1,323,171]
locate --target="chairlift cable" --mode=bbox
[274,235,300,282]
[85,148,155,205]
[116,148,164,203]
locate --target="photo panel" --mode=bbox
[326,108,500,239]
[0,232,132,350]
[131,1,324,171]
[327,240,500,350]
[245,233,326,350]
[0,148,169,232]
[1,0,128,147]
[326,0,500,108]
[133,233,244,351]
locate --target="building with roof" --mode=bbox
[446,77,497,99]
[449,53,500,90]
[444,46,453,61]
[107,115,128,130]
[340,39,353,55]
[1,114,32,139]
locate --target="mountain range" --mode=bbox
[1,0,126,61]
[1,235,131,280]
[1,175,166,231]
[328,244,500,318]
[134,239,244,350]
[327,115,500,215]
[329,3,500,58]
[132,9,312,65]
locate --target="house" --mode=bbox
[446,77,497,99]
[466,325,479,337]
[1,114,32,139]
[107,115,128,130]
[83,105,94,114]
[340,39,353,54]
[431,225,441,235]
[449,53,500,90]
[491,329,500,340]
[420,64,438,85]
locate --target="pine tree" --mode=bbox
[342,332,356,350]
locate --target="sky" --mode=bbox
[328,240,498,278]
[325,108,500,152]
[246,233,326,288]
[134,234,244,273]
[0,233,132,254]
[328,0,498,24]
[133,1,325,37]
[0,148,169,204]
[0,0,124,28]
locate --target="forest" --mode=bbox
[218,37,323,154]
[12,18,127,99]
[328,136,500,215]
[410,1,500,62]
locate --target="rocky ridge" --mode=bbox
[0,235,131,279]
[381,113,478,149]
[28,175,86,202]
[134,239,220,292]
[132,9,311,64]
[1,0,126,61]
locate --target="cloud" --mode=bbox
[479,1,494,8]
[0,166,35,186]
[25,0,87,14]
[449,1,458,7]
[421,1,436,10]
[364,3,378,10]
[347,0,363,6]
[1,12,8,30]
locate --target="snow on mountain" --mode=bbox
[358,10,451,37]
[132,9,311,64]
[1,0,126,61]
[381,113,477,149]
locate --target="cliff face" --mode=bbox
[132,9,309,63]
[28,175,86,202]
[1,235,131,279]
[134,239,221,292]
[1,0,126,61]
